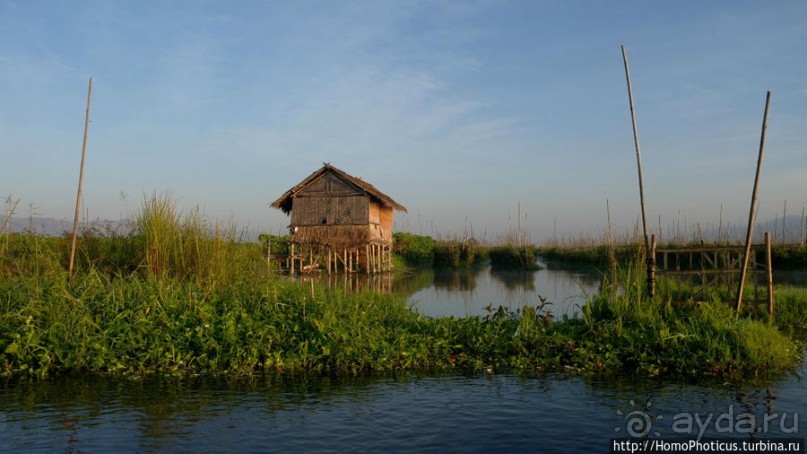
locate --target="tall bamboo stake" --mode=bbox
[68,77,93,280]
[736,91,771,315]
[266,236,272,274]
[621,45,653,296]
[765,232,774,318]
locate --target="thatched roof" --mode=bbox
[271,164,407,215]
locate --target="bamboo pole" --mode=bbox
[736,91,771,315]
[68,77,93,280]
[289,242,294,276]
[266,236,272,274]
[658,214,662,243]
[765,232,774,318]
[649,234,657,298]
[517,201,521,247]
[621,45,653,294]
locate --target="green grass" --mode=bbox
[432,240,484,268]
[538,243,642,269]
[575,263,801,376]
[771,244,807,269]
[392,232,435,267]
[1,196,804,380]
[488,244,540,270]
[1,263,803,380]
[540,242,807,271]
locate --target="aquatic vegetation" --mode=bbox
[258,233,291,256]
[576,269,800,376]
[1,264,803,379]
[392,232,435,266]
[538,244,641,269]
[432,240,483,268]
[771,244,807,269]
[1,197,804,380]
[541,241,807,271]
[488,245,540,270]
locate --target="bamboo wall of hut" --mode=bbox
[270,164,406,274]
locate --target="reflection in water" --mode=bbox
[432,268,477,292]
[1,364,804,452]
[291,261,806,320]
[285,258,602,319]
[290,268,436,297]
[489,269,537,291]
[774,269,807,286]
[408,260,601,318]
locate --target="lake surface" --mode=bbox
[294,258,603,319]
[299,258,807,319]
[407,261,602,318]
[1,365,804,452]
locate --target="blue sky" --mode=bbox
[2,0,806,242]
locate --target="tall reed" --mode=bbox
[1,196,804,380]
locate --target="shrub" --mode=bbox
[489,245,540,270]
[393,232,435,266]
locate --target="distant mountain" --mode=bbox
[757,215,807,244]
[0,216,130,236]
[1,216,263,242]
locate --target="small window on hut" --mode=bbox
[321,218,327,225]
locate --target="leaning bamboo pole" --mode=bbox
[621,45,654,296]
[736,91,771,315]
[68,77,93,280]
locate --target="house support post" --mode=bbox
[290,243,295,275]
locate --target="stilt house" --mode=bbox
[271,164,406,273]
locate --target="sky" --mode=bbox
[2,0,806,243]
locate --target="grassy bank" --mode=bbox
[539,243,640,269]
[2,268,803,379]
[393,232,540,270]
[488,245,540,270]
[1,196,804,379]
[540,242,807,270]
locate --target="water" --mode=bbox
[407,261,601,318]
[1,365,804,452]
[294,258,602,319]
[401,261,807,318]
